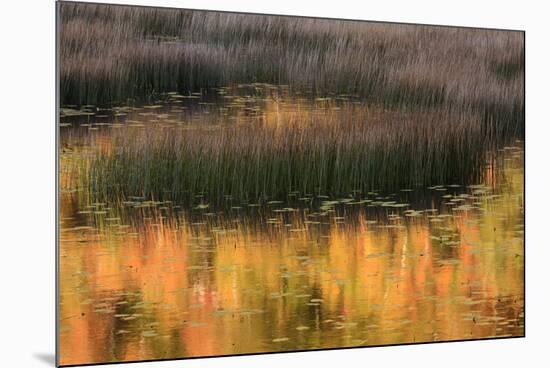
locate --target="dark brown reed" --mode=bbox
[59,2,524,126]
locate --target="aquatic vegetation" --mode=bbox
[57,3,525,365]
[59,2,524,127]
[63,94,518,206]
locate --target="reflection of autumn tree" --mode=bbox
[59,148,524,365]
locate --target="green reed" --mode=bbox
[77,105,518,206]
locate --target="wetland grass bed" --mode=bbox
[60,2,524,124]
[63,87,518,206]
[58,2,524,366]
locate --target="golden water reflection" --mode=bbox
[59,143,524,366]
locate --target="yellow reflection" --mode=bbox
[59,143,524,365]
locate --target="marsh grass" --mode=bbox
[59,2,524,207]
[59,2,524,124]
[73,103,516,206]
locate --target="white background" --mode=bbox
[0,0,547,367]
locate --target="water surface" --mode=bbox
[59,87,524,365]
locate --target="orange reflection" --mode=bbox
[59,144,524,365]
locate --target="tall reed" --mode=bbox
[78,105,510,206]
[59,2,524,125]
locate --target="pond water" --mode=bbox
[58,86,524,365]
